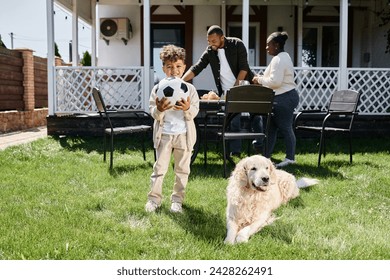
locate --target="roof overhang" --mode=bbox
[54,0,373,24]
[55,0,93,24]
[96,0,372,6]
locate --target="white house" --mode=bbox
[47,0,390,117]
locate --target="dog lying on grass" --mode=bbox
[224,155,318,245]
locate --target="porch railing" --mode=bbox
[55,66,145,114]
[252,67,390,115]
[54,66,390,115]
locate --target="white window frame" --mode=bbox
[227,22,260,67]
[303,22,339,67]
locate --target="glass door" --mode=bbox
[302,24,339,67]
[151,24,185,83]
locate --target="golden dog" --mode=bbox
[224,155,318,244]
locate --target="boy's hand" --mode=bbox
[156,97,173,112]
[174,96,190,111]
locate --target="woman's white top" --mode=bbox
[258,52,296,95]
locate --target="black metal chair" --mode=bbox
[92,87,153,170]
[294,89,361,167]
[191,90,214,165]
[196,89,226,167]
[219,85,275,178]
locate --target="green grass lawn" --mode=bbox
[0,135,389,260]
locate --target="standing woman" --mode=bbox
[252,31,299,168]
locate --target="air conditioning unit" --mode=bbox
[100,17,132,45]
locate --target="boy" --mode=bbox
[145,45,200,213]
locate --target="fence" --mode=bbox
[0,47,24,111]
[0,47,51,133]
[34,56,48,108]
[0,47,48,111]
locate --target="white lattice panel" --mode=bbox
[294,68,339,111]
[54,66,389,115]
[55,67,144,113]
[348,69,390,114]
[252,67,390,115]
[252,67,338,112]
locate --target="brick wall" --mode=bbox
[0,108,48,132]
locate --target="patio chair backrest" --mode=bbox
[328,89,361,113]
[225,84,274,115]
[92,87,107,114]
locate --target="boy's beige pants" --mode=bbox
[148,133,191,205]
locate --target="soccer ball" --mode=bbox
[156,76,189,105]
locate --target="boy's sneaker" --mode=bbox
[170,202,183,213]
[276,158,296,168]
[145,200,159,213]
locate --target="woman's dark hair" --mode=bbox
[267,31,289,49]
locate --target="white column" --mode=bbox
[339,0,349,90]
[297,1,303,67]
[221,1,226,32]
[91,0,97,66]
[242,0,249,57]
[143,0,151,111]
[72,0,79,66]
[46,0,55,116]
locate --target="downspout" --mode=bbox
[46,0,55,116]
[143,0,151,111]
[339,0,349,90]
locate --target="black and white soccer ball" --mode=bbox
[156,76,189,105]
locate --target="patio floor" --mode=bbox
[0,126,47,150]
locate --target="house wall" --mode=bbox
[97,4,220,91]
[191,5,220,91]
[97,5,141,66]
[352,7,390,68]
[371,19,390,67]
[266,6,295,65]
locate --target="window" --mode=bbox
[228,24,259,66]
[302,24,339,67]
